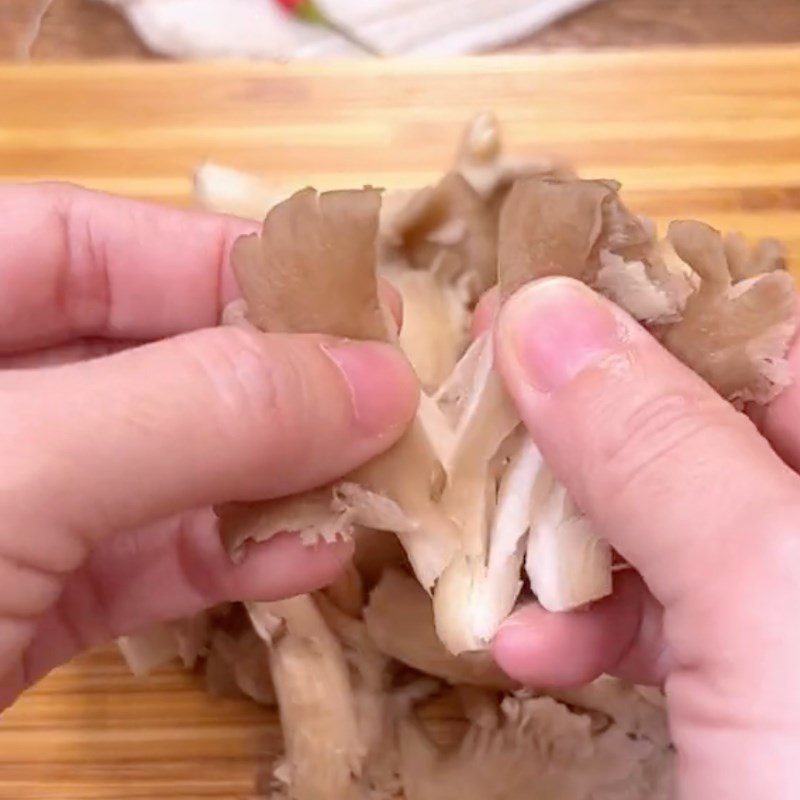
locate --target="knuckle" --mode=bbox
[178,328,279,417]
[174,513,226,604]
[45,182,112,337]
[175,329,318,471]
[595,389,718,496]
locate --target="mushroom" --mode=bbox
[397,693,673,800]
[655,220,797,404]
[193,162,288,220]
[119,114,797,800]
[247,596,366,800]
[217,187,460,593]
[364,569,516,690]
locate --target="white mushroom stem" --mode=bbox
[525,481,613,612]
[193,162,288,220]
[471,436,543,642]
[381,265,469,392]
[247,597,365,800]
[433,332,521,654]
[117,624,182,676]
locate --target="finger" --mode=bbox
[0,328,419,538]
[0,183,403,354]
[495,277,800,607]
[0,183,256,352]
[471,286,498,339]
[492,571,668,688]
[0,338,138,369]
[0,282,399,372]
[759,337,800,471]
[0,288,398,370]
[10,512,352,694]
[383,284,403,334]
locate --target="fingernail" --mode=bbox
[499,278,623,393]
[322,341,418,436]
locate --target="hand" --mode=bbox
[0,184,418,709]
[491,277,800,798]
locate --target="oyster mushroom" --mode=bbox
[121,113,797,800]
[218,187,459,593]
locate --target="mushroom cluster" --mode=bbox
[120,115,796,800]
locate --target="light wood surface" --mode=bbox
[1,48,799,798]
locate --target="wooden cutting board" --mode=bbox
[0,47,799,799]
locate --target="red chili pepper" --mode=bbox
[273,0,379,54]
[274,0,327,24]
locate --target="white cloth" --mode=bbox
[99,0,597,59]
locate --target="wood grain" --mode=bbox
[0,48,799,797]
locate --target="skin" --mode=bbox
[490,277,800,799]
[0,183,419,710]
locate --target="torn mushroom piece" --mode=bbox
[204,627,276,705]
[387,172,497,301]
[470,435,542,640]
[454,111,506,199]
[380,263,470,392]
[724,230,786,281]
[431,330,527,654]
[594,249,687,326]
[550,675,671,750]
[525,478,613,613]
[454,111,574,212]
[117,624,186,677]
[397,692,673,800]
[250,592,435,800]
[364,568,516,690]
[498,176,692,327]
[217,187,459,593]
[498,178,626,289]
[229,187,389,338]
[499,178,798,403]
[653,220,798,404]
[314,593,421,797]
[323,561,366,619]
[247,596,366,800]
[117,613,210,676]
[193,162,288,220]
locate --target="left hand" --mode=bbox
[0,183,418,708]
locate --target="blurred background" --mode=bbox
[3,0,800,61]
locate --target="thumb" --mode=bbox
[490,277,800,691]
[0,327,418,538]
[494,277,800,605]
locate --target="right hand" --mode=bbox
[491,277,800,799]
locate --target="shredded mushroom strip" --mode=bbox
[117,113,796,800]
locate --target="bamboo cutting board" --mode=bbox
[1,48,799,799]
